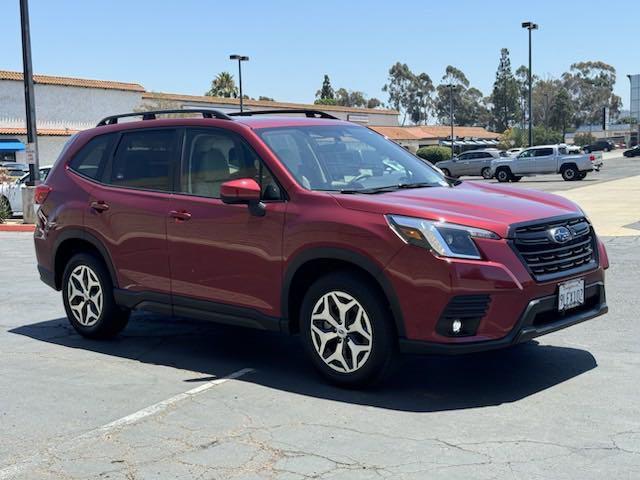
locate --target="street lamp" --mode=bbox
[229,54,249,112]
[445,84,456,155]
[522,21,538,147]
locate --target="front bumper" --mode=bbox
[399,281,606,355]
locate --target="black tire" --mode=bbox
[441,168,451,177]
[300,271,397,388]
[511,176,522,182]
[481,167,492,179]
[62,253,130,339]
[561,165,579,181]
[496,168,512,183]
[576,171,587,180]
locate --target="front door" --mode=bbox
[166,127,286,322]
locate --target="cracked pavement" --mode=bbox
[1,230,639,479]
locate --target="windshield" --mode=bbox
[256,125,447,192]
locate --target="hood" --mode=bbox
[331,182,581,238]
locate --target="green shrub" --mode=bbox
[0,197,9,224]
[573,132,596,146]
[416,146,452,164]
[500,126,563,149]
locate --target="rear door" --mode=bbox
[83,128,180,296]
[166,127,286,322]
[470,152,492,175]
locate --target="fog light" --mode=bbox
[452,319,462,334]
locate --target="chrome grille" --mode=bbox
[512,217,597,281]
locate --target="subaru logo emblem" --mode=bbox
[549,226,572,244]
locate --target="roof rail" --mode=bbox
[229,109,339,120]
[96,109,232,126]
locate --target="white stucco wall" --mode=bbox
[0,80,142,126]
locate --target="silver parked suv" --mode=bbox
[437,149,505,178]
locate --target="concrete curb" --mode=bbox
[0,223,35,232]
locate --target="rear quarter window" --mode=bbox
[68,134,116,180]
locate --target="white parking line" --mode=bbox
[0,367,255,479]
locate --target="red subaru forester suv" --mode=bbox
[34,109,609,387]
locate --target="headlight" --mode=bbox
[386,215,499,260]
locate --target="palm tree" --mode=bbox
[205,72,238,98]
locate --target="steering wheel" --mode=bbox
[344,173,373,188]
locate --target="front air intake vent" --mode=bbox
[436,295,491,337]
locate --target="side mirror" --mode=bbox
[220,178,265,216]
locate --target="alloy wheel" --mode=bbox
[310,291,373,373]
[67,265,103,327]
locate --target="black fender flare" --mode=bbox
[52,228,119,289]
[281,247,406,337]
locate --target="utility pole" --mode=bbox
[522,21,538,147]
[446,83,455,156]
[19,0,39,186]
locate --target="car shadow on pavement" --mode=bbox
[11,312,597,413]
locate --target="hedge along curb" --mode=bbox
[0,223,36,232]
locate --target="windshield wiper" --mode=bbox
[339,182,438,194]
[396,182,438,189]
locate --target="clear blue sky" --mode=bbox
[1,0,636,109]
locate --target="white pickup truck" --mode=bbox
[489,145,603,182]
[0,166,51,216]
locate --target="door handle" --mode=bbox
[90,200,110,212]
[169,210,192,221]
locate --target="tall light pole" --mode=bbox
[522,21,538,147]
[19,0,39,186]
[229,54,249,112]
[445,84,455,156]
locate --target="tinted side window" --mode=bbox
[68,134,115,180]
[107,129,179,191]
[535,148,554,157]
[180,128,281,200]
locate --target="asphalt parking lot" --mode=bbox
[1,154,639,479]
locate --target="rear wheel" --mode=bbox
[496,168,512,183]
[511,176,522,182]
[561,165,579,181]
[441,168,451,177]
[576,171,587,180]
[481,167,492,179]
[300,271,397,388]
[62,253,130,339]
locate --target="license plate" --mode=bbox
[558,279,585,311]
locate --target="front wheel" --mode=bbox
[300,272,397,388]
[441,168,451,177]
[62,253,130,339]
[496,168,512,183]
[481,167,493,179]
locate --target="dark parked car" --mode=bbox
[583,140,614,153]
[623,145,640,157]
[33,109,609,387]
